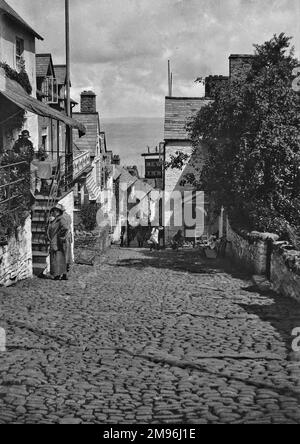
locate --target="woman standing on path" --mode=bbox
[47,204,69,280]
[61,205,73,272]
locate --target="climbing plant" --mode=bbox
[0,152,31,241]
[0,59,32,131]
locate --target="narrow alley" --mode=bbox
[0,247,300,424]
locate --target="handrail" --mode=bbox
[0,161,28,170]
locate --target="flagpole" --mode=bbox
[65,0,73,188]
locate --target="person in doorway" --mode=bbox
[136,225,146,248]
[120,225,126,248]
[13,130,34,161]
[47,204,69,280]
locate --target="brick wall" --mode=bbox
[0,216,32,287]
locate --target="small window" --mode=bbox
[42,77,58,104]
[16,37,24,70]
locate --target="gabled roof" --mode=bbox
[36,54,55,78]
[72,112,100,156]
[164,97,211,141]
[54,65,67,85]
[0,0,43,40]
[100,131,107,153]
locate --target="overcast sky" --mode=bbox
[9,0,300,118]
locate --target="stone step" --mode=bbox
[32,251,48,264]
[32,234,47,244]
[33,263,47,276]
[32,243,48,252]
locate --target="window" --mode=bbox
[16,38,24,71]
[42,77,58,104]
[42,135,47,150]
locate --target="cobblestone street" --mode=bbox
[1,246,300,424]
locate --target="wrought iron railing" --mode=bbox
[40,150,91,189]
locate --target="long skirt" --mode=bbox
[64,238,73,266]
[50,250,67,277]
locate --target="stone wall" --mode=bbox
[271,243,300,304]
[229,55,254,81]
[226,222,278,275]
[226,222,300,304]
[0,217,32,287]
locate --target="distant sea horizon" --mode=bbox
[101,116,164,177]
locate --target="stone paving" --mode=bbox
[0,246,300,424]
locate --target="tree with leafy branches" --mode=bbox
[168,33,300,238]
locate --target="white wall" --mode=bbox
[0,13,38,149]
[0,216,32,286]
[58,191,75,261]
[164,141,207,242]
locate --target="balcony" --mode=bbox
[73,151,91,180]
[33,150,91,198]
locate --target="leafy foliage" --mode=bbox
[0,60,32,94]
[0,151,31,240]
[0,60,32,133]
[172,33,300,237]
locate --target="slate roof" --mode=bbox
[0,0,43,40]
[36,54,54,78]
[72,112,100,157]
[164,97,211,141]
[54,65,67,85]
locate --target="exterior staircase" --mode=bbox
[31,194,58,276]
[31,157,62,276]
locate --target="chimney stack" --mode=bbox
[80,90,96,113]
[229,55,254,81]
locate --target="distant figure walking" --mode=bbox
[148,226,162,251]
[47,204,69,280]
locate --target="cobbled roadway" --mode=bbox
[1,247,300,424]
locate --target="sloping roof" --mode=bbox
[0,68,85,135]
[114,165,138,189]
[0,0,43,40]
[72,112,100,156]
[36,54,54,78]
[54,65,67,85]
[164,97,211,141]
